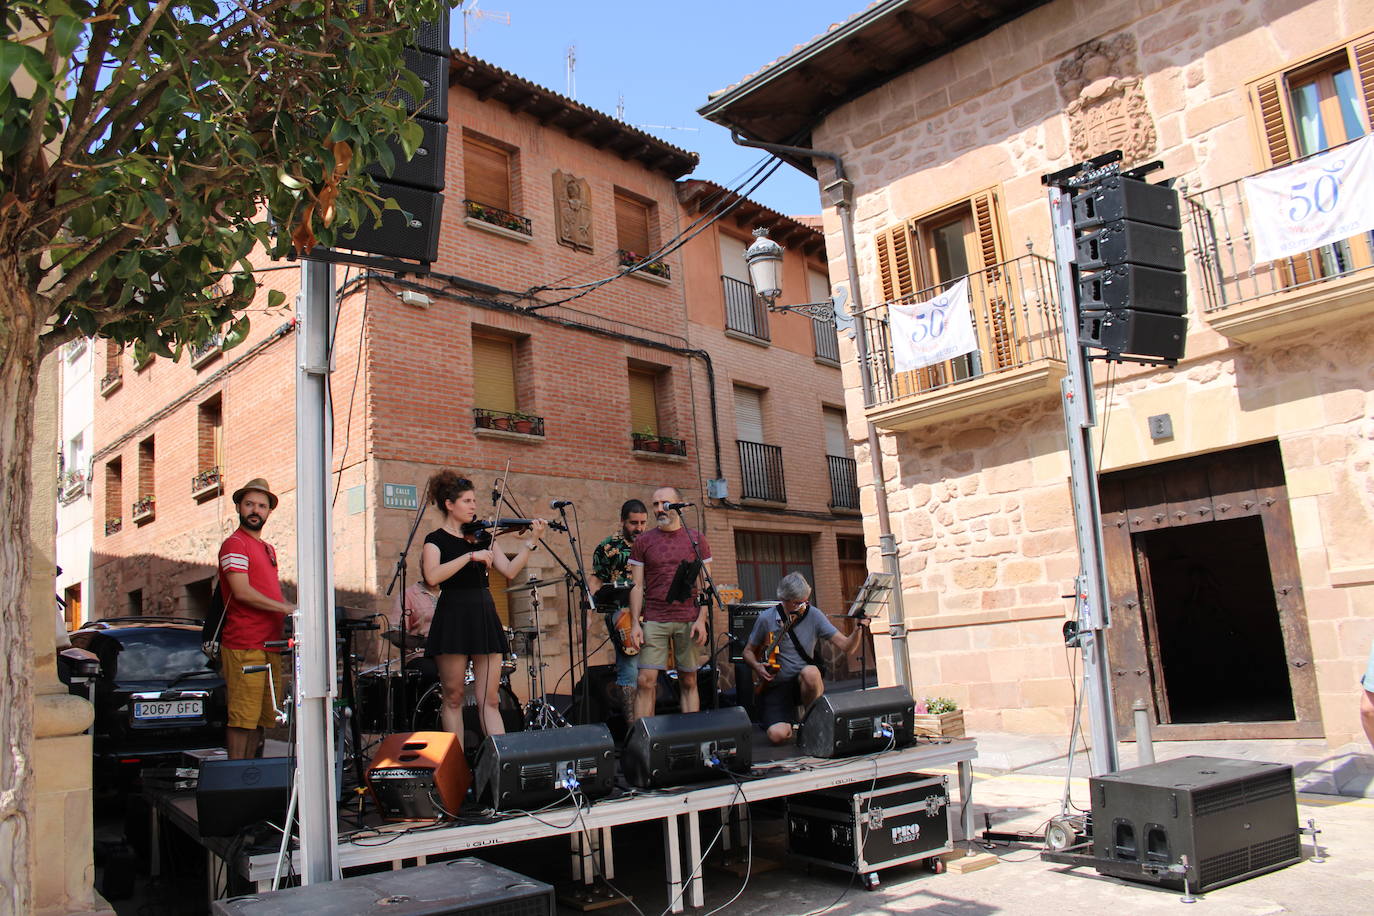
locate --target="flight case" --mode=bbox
[786,773,953,889]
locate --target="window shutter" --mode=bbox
[719,236,750,282]
[823,408,847,457]
[628,370,658,435]
[472,335,517,413]
[1354,37,1374,129]
[874,223,916,303]
[1253,78,1295,166]
[615,194,651,255]
[971,190,1017,370]
[734,387,764,443]
[464,137,511,210]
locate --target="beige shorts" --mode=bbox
[638,620,700,672]
[222,647,283,730]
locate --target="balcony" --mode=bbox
[473,407,545,437]
[131,495,155,524]
[722,276,770,342]
[189,333,223,369]
[861,253,1066,431]
[631,431,687,457]
[104,517,122,536]
[463,199,533,238]
[738,440,785,503]
[1185,152,1374,344]
[99,368,122,396]
[59,470,87,505]
[826,455,860,511]
[618,249,671,281]
[813,317,840,364]
[192,466,223,501]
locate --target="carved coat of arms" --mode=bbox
[1056,35,1157,164]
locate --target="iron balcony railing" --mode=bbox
[738,440,785,502]
[814,317,840,362]
[860,252,1064,408]
[618,249,671,280]
[826,455,859,510]
[1184,145,1374,313]
[463,199,533,236]
[722,275,770,341]
[473,407,545,437]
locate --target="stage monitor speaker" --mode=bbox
[211,856,555,915]
[728,601,777,663]
[195,757,292,837]
[473,724,615,811]
[367,731,471,821]
[1089,756,1299,892]
[624,706,752,789]
[797,686,915,758]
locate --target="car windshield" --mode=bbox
[107,629,213,682]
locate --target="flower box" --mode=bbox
[99,370,122,396]
[191,467,222,500]
[104,517,122,536]
[912,709,965,738]
[131,496,156,524]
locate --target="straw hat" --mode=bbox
[232,477,279,510]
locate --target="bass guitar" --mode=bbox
[754,603,807,695]
[607,607,640,657]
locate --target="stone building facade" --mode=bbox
[704,0,1374,747]
[88,53,858,715]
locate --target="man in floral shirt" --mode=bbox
[590,498,648,728]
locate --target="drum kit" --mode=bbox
[351,575,569,749]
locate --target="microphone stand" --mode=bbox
[384,493,428,735]
[555,503,598,726]
[672,507,721,710]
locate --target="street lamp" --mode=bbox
[744,227,838,322]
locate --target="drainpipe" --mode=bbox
[729,132,913,691]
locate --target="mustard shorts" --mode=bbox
[638,620,700,672]
[222,648,283,730]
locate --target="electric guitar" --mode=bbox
[754,603,807,695]
[601,581,639,656]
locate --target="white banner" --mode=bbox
[1242,133,1374,262]
[889,277,978,372]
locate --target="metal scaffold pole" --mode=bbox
[295,257,341,880]
[1046,182,1120,776]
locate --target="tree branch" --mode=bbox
[42,223,146,307]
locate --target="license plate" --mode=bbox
[134,699,203,720]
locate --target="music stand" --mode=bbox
[845,573,893,689]
[664,559,703,606]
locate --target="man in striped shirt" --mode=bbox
[219,478,293,759]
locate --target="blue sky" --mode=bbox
[449,0,853,216]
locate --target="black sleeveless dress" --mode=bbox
[423,528,509,657]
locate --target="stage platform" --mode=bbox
[150,736,978,912]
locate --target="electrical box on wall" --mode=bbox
[707,478,729,500]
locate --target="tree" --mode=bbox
[0,1,449,908]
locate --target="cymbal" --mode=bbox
[381,627,427,650]
[504,576,564,593]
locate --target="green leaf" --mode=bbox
[221,316,251,351]
[52,16,83,58]
[267,289,286,310]
[0,41,26,86]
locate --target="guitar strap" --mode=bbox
[787,625,819,670]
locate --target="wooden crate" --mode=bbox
[913,709,965,738]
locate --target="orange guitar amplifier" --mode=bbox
[367,731,471,821]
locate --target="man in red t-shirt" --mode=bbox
[219,478,293,759]
[628,486,711,720]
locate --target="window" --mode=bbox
[135,436,155,522]
[823,407,858,509]
[874,189,1015,394]
[100,339,122,393]
[185,578,215,621]
[823,408,847,457]
[127,588,143,615]
[63,583,81,631]
[734,532,814,604]
[1251,38,1374,282]
[104,458,123,534]
[810,268,840,362]
[472,334,518,414]
[614,191,652,257]
[198,395,223,476]
[464,134,514,211]
[734,386,764,443]
[720,235,769,340]
[629,368,659,436]
[735,386,784,501]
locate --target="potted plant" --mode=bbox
[633,426,660,452]
[511,411,537,434]
[913,696,964,738]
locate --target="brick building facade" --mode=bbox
[705,0,1374,747]
[88,53,861,709]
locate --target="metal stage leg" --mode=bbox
[959,759,975,848]
[664,814,684,914]
[149,805,161,878]
[685,812,704,909]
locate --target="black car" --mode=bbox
[60,617,228,789]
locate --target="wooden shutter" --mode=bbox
[874,223,916,303]
[615,193,651,255]
[734,386,763,442]
[1253,76,1312,285]
[629,369,658,436]
[472,335,517,413]
[823,408,847,457]
[464,137,511,210]
[719,235,750,282]
[970,190,1019,370]
[1356,37,1374,126]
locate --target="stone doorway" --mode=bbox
[1099,441,1323,740]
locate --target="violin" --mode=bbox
[460,517,565,549]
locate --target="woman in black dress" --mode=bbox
[422,470,546,746]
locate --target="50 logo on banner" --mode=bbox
[889,277,979,372]
[1243,133,1374,263]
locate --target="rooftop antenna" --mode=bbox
[460,0,509,53]
[566,44,576,99]
[615,90,700,132]
[616,93,625,120]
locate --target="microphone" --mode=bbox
[665,501,694,511]
[549,498,574,509]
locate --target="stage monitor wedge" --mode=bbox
[195,757,292,837]
[625,706,752,788]
[367,731,471,821]
[211,856,555,915]
[474,724,615,811]
[797,686,915,758]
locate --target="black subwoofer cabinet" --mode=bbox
[1089,756,1300,891]
[786,773,952,885]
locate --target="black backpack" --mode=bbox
[200,580,227,668]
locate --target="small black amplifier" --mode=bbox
[195,757,292,838]
[728,602,777,662]
[1089,756,1300,891]
[473,724,615,811]
[787,774,952,885]
[212,856,554,915]
[797,686,915,758]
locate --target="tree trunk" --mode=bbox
[0,282,41,916]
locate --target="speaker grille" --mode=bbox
[1194,771,1292,817]
[1198,833,1299,887]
